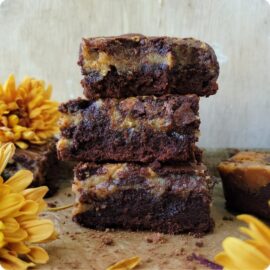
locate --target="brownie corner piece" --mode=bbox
[218,151,270,219]
[78,34,219,99]
[72,162,214,234]
[3,140,59,196]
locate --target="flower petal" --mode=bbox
[15,141,29,149]
[0,143,15,175]
[0,248,35,270]
[214,251,241,270]
[106,256,141,270]
[22,186,48,202]
[20,219,55,243]
[0,184,11,197]
[26,246,49,264]
[5,170,33,192]
[7,242,30,254]
[0,231,6,248]
[3,74,16,101]
[238,214,270,245]
[0,193,24,218]
[2,218,19,233]
[22,186,48,212]
[222,237,270,269]
[17,200,39,216]
[3,227,27,243]
[245,239,270,258]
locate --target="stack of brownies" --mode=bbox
[57,34,219,234]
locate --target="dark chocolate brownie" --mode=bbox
[57,95,200,163]
[218,152,270,219]
[3,140,59,196]
[72,162,214,234]
[78,34,219,100]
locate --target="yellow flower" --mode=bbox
[0,74,60,149]
[215,214,270,270]
[106,256,141,270]
[0,142,57,270]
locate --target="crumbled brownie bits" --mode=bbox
[101,236,114,246]
[195,241,204,248]
[145,233,167,244]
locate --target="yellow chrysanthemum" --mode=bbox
[0,142,57,270]
[106,256,141,270]
[215,214,270,270]
[0,74,60,149]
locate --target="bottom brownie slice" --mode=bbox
[3,140,59,196]
[72,162,214,234]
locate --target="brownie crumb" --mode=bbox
[173,248,185,256]
[47,202,56,208]
[101,236,114,246]
[222,215,234,221]
[195,241,204,248]
[145,233,167,244]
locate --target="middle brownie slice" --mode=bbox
[57,94,200,163]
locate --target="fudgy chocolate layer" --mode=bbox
[222,179,270,220]
[3,140,58,196]
[72,162,214,234]
[78,34,219,99]
[58,95,200,163]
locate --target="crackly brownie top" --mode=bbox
[78,33,219,78]
[59,95,199,133]
[73,162,213,199]
[218,151,270,190]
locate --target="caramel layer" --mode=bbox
[218,152,270,190]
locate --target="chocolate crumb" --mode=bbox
[47,202,56,208]
[101,236,114,246]
[173,248,185,256]
[195,241,204,248]
[145,233,167,244]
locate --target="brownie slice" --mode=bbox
[78,34,219,100]
[72,162,214,234]
[3,140,59,196]
[57,95,200,163]
[218,152,270,219]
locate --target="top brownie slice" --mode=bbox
[78,34,219,99]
